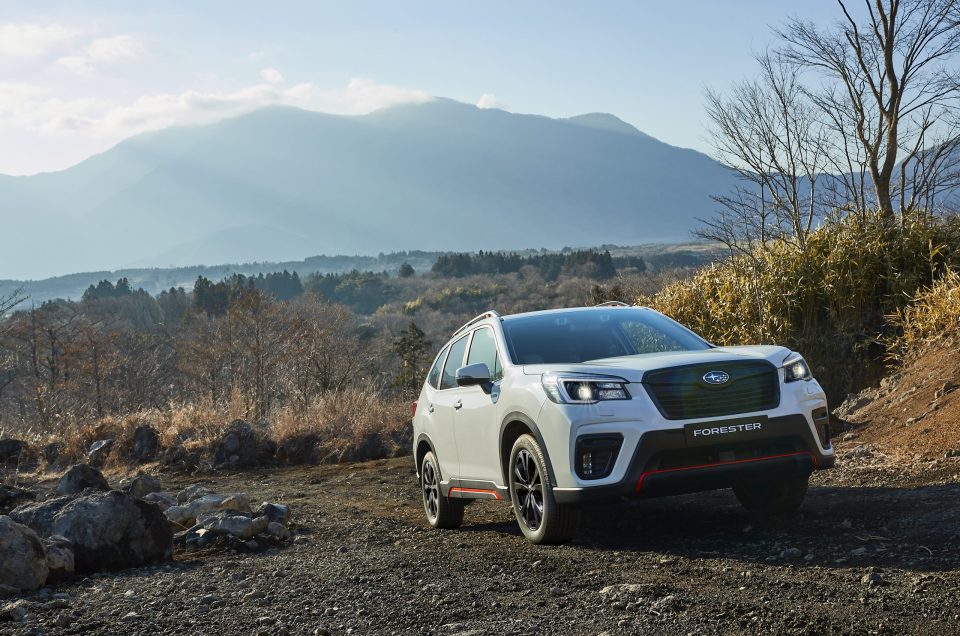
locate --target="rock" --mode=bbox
[267,522,290,539]
[56,464,109,496]
[213,420,264,467]
[142,492,177,512]
[43,535,74,583]
[131,425,159,462]
[42,442,64,467]
[87,438,114,467]
[0,439,27,466]
[0,516,48,592]
[851,547,868,556]
[196,512,268,540]
[0,484,36,514]
[780,547,803,560]
[833,391,876,420]
[8,497,74,537]
[1,599,31,621]
[176,484,213,504]
[17,490,172,573]
[54,613,72,628]
[255,502,291,526]
[121,473,162,499]
[862,572,885,586]
[165,492,251,528]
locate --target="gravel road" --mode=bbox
[4,451,960,636]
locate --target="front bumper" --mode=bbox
[553,413,833,504]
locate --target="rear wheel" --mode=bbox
[420,451,464,529]
[733,474,809,515]
[508,434,580,544]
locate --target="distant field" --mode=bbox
[0,242,722,305]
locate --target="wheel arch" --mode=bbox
[414,433,437,480]
[499,411,557,489]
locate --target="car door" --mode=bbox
[424,334,470,481]
[452,327,504,485]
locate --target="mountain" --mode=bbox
[0,99,736,279]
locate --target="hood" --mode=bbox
[520,345,792,383]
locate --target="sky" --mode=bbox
[0,1,842,176]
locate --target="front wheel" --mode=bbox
[420,451,464,529]
[508,434,580,544]
[733,474,809,515]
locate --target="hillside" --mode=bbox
[0,100,735,280]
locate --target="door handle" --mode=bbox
[428,404,435,413]
[453,399,463,410]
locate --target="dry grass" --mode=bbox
[887,269,960,360]
[0,385,412,472]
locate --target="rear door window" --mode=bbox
[439,334,470,390]
[426,346,448,389]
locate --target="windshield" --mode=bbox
[502,308,710,364]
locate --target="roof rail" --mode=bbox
[593,301,631,307]
[452,310,501,337]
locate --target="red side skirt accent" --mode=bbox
[449,487,502,500]
[635,451,816,493]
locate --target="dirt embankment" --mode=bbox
[835,340,960,461]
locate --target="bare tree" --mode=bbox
[777,0,960,221]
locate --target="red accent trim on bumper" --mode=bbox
[634,451,816,493]
[449,487,501,500]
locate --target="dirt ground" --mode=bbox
[4,447,960,636]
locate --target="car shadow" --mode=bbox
[461,483,960,573]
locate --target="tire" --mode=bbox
[733,474,809,515]
[420,451,464,529]
[508,434,580,544]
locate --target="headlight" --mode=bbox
[782,353,812,382]
[542,373,631,404]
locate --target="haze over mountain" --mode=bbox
[1,99,736,280]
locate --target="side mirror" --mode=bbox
[456,363,492,387]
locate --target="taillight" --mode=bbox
[411,400,418,416]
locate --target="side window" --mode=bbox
[466,327,502,381]
[426,346,448,389]
[439,334,470,390]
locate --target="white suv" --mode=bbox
[412,304,834,544]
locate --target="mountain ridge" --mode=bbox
[2,99,734,279]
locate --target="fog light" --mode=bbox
[582,452,593,476]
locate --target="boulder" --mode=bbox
[0,484,36,514]
[164,492,251,528]
[213,420,263,467]
[87,439,114,467]
[43,535,74,583]
[266,522,290,539]
[176,484,212,504]
[42,442,64,467]
[121,473,162,499]
[131,425,159,462]
[56,464,109,496]
[45,490,172,573]
[0,439,27,466]
[255,502,291,526]
[142,491,177,512]
[0,515,48,592]
[9,496,74,537]
[196,512,268,540]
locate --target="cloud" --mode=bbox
[476,93,506,110]
[86,35,143,62]
[56,34,144,76]
[0,22,78,58]
[1,78,433,140]
[259,68,285,84]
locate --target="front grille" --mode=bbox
[643,360,780,420]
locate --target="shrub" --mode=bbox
[886,269,960,360]
[641,212,960,401]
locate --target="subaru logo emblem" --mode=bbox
[702,371,730,385]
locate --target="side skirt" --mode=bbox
[440,479,509,501]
